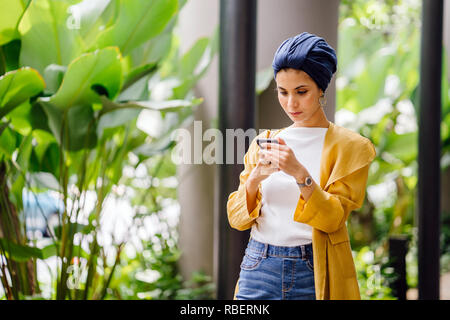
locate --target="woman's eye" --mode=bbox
[278,91,306,95]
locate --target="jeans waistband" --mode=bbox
[247,238,313,259]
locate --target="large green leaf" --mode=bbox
[394,36,420,97]
[37,242,89,260]
[337,23,361,76]
[367,160,404,186]
[171,27,219,98]
[6,101,32,136]
[120,62,158,99]
[15,132,33,171]
[121,17,177,95]
[126,7,178,71]
[43,47,122,113]
[133,134,177,158]
[354,47,394,112]
[97,95,202,138]
[34,99,63,144]
[65,104,97,151]
[97,108,141,138]
[128,28,173,70]
[68,0,111,37]
[8,133,33,210]
[0,238,42,262]
[0,39,22,75]
[338,24,384,79]
[31,129,58,171]
[100,95,203,114]
[0,120,8,136]
[384,131,417,164]
[0,67,45,118]
[178,39,209,79]
[36,99,97,151]
[256,67,274,95]
[0,238,86,261]
[0,0,30,45]
[40,243,58,259]
[18,0,84,74]
[96,0,178,56]
[42,64,67,96]
[133,109,194,158]
[0,126,16,159]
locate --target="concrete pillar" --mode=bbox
[176,0,340,290]
[176,0,219,283]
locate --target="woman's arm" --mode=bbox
[293,164,371,234]
[227,132,277,231]
[245,174,261,214]
[262,137,374,234]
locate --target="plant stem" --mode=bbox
[83,239,98,299]
[83,140,109,300]
[0,46,6,76]
[0,244,14,299]
[57,112,71,300]
[98,243,123,300]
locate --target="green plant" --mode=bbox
[104,151,215,300]
[353,245,395,300]
[0,0,217,300]
[108,237,214,300]
[338,0,450,298]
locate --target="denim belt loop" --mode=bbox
[262,243,268,258]
[300,245,306,260]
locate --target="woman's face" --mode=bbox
[275,68,324,127]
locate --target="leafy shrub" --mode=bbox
[0,0,217,300]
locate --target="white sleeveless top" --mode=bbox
[250,126,329,246]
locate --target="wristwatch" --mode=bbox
[297,176,313,188]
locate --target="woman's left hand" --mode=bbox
[259,137,308,181]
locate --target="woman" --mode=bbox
[227,32,376,300]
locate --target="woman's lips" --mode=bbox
[290,111,303,116]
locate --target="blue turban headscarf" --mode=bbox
[272,32,337,92]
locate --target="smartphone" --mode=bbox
[256,138,279,148]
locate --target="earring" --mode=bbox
[319,95,327,108]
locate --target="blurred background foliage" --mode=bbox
[0,0,216,299]
[338,0,450,299]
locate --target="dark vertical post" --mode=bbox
[418,0,443,300]
[216,0,257,299]
[389,236,409,300]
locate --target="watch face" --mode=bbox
[306,177,312,185]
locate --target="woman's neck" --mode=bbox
[290,115,330,128]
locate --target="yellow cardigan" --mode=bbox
[227,120,377,300]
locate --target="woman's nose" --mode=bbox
[287,95,298,108]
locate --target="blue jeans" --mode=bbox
[236,238,316,300]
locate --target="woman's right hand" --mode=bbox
[243,145,277,213]
[247,147,279,186]
[244,147,278,213]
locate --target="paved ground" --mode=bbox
[406,272,450,300]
